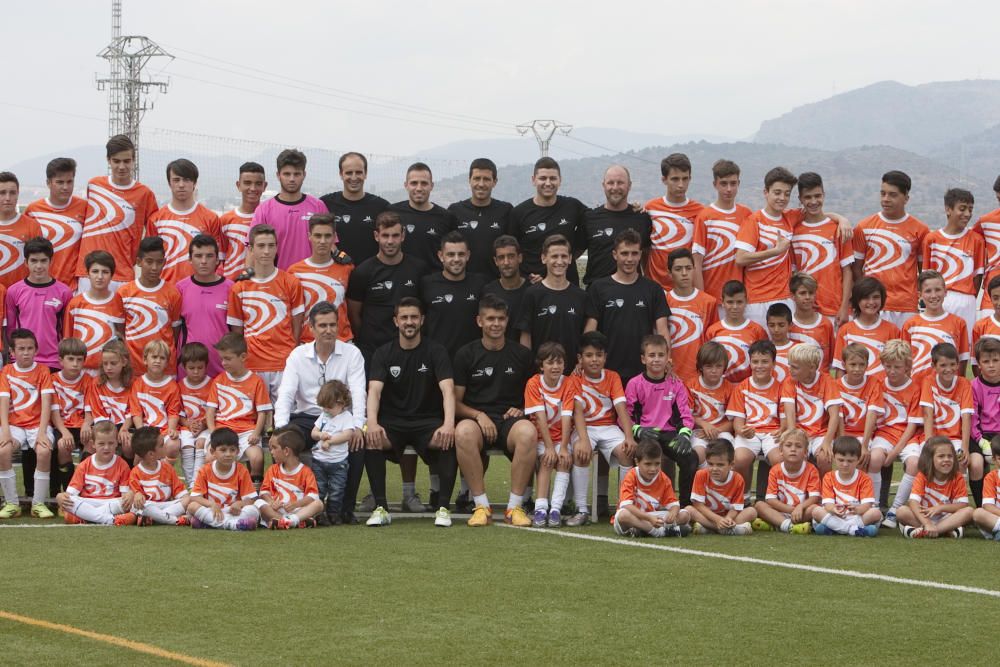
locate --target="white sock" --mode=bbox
[194,505,223,528]
[780,518,792,533]
[617,466,633,495]
[571,466,590,512]
[473,494,489,508]
[32,472,50,506]
[181,447,195,487]
[402,482,416,500]
[869,472,882,507]
[0,469,17,504]
[892,473,916,510]
[193,448,206,483]
[535,497,550,512]
[71,498,116,525]
[550,472,570,511]
[507,493,523,511]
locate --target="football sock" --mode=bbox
[780,518,792,533]
[0,469,17,504]
[892,473,916,510]
[971,478,984,507]
[571,466,590,512]
[617,466,633,495]
[193,448,206,479]
[402,482,416,500]
[32,472,50,506]
[534,498,549,513]
[181,447,195,486]
[473,494,489,508]
[507,493,523,511]
[551,472,570,511]
[869,473,882,508]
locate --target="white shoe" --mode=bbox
[366,506,391,527]
[434,507,452,527]
[881,510,897,529]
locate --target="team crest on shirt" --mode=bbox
[390,366,401,378]
[538,222,547,231]
[384,281,393,289]
[546,305,557,315]
[484,367,494,376]
[463,220,478,230]
[406,225,415,233]
[342,215,351,223]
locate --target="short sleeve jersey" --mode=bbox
[130,460,187,502]
[260,462,320,503]
[837,375,885,437]
[5,279,73,367]
[0,213,43,289]
[387,201,458,269]
[726,376,781,433]
[191,461,257,507]
[419,272,489,353]
[875,377,923,443]
[974,209,1000,310]
[288,255,354,343]
[580,206,652,286]
[575,370,626,428]
[86,381,130,425]
[822,469,875,508]
[447,198,514,277]
[789,314,835,373]
[207,371,273,433]
[179,376,213,430]
[617,468,679,516]
[67,455,131,498]
[517,282,587,371]
[249,194,329,270]
[508,196,588,283]
[766,462,821,506]
[666,288,719,383]
[218,207,254,281]
[972,314,1000,361]
[523,374,578,444]
[780,374,841,438]
[734,209,795,304]
[24,196,87,286]
[852,212,929,313]
[78,176,159,282]
[704,319,768,383]
[226,270,305,373]
[791,216,854,316]
[346,255,427,354]
[118,279,183,373]
[919,375,974,442]
[320,191,389,267]
[146,203,223,284]
[832,317,900,376]
[691,469,745,512]
[982,470,1000,506]
[686,376,733,428]
[482,279,530,342]
[176,276,233,378]
[691,203,752,296]
[128,374,181,432]
[3,362,54,428]
[369,339,453,424]
[63,292,125,371]
[909,472,968,508]
[452,339,533,422]
[922,227,985,296]
[52,371,94,429]
[901,312,969,380]
[643,197,703,289]
[584,276,670,382]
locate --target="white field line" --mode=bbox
[500,525,1000,599]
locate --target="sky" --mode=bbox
[3,0,1000,167]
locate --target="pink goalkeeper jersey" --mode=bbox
[176,275,233,378]
[624,373,694,430]
[4,279,73,367]
[249,195,328,270]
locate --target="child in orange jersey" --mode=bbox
[177,343,213,487]
[922,188,983,341]
[832,277,900,378]
[118,236,182,374]
[64,250,125,376]
[687,438,757,535]
[788,272,834,373]
[0,329,58,518]
[752,429,820,534]
[766,302,795,383]
[972,277,1000,368]
[643,153,704,290]
[727,340,783,497]
[877,340,923,529]
[613,437,691,538]
[836,343,884,458]
[687,341,733,466]
[23,157,88,288]
[128,340,182,460]
[811,436,881,536]
[288,213,355,343]
[128,426,190,526]
[50,338,94,493]
[205,333,271,486]
[219,162,266,281]
[523,342,577,528]
[902,270,969,381]
[257,428,324,529]
[973,437,1000,539]
[664,247,717,383]
[920,342,981,491]
[84,339,133,452]
[55,421,135,525]
[780,343,841,476]
[704,280,767,383]
[691,159,752,298]
[974,178,1000,321]
[187,427,259,531]
[895,435,973,539]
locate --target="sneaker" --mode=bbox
[901,525,926,539]
[790,522,813,535]
[751,518,772,532]
[315,513,331,527]
[691,522,708,535]
[175,515,190,527]
[813,522,831,536]
[863,524,879,537]
[564,511,590,527]
[731,522,752,536]
[340,512,360,525]
[547,508,561,527]
[31,503,55,519]
[881,510,898,529]
[63,512,84,525]
[402,494,426,513]
[268,518,282,530]
[136,515,154,527]
[434,507,452,527]
[113,512,137,526]
[532,508,547,528]
[649,525,667,538]
[358,494,376,513]
[504,506,531,527]
[454,491,475,514]
[0,502,21,519]
[276,518,293,530]
[366,506,391,527]
[468,505,492,527]
[299,517,317,529]
[950,527,964,539]
[676,524,692,537]
[235,516,257,531]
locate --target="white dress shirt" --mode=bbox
[274,340,366,429]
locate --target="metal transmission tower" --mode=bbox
[95,0,173,177]
[516,120,573,157]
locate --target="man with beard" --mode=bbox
[447,158,512,277]
[581,165,651,287]
[320,152,388,266]
[388,162,457,269]
[420,231,488,352]
[482,236,529,342]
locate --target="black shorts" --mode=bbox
[477,416,528,461]
[383,418,441,463]
[66,427,82,450]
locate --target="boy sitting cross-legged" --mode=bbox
[256,428,324,529]
[752,428,821,534]
[687,438,758,535]
[613,436,691,538]
[810,436,882,537]
[55,420,136,525]
[187,427,260,531]
[128,426,190,526]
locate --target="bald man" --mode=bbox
[580,165,652,287]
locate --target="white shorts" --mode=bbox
[11,425,56,451]
[180,429,210,450]
[901,439,963,463]
[238,431,261,460]
[613,508,678,536]
[881,311,917,329]
[77,277,128,295]
[692,431,733,451]
[808,436,826,455]
[734,433,778,458]
[536,441,571,457]
[745,299,794,330]
[868,436,894,453]
[257,371,282,402]
[573,424,624,466]
[944,291,976,347]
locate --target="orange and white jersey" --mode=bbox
[191,461,257,507]
[3,362,54,428]
[86,381,130,425]
[691,203,752,296]
[909,472,968,509]
[901,312,969,380]
[666,288,718,383]
[227,270,305,373]
[791,216,854,316]
[24,196,87,287]
[207,370,272,433]
[734,209,795,303]
[982,470,1000,506]
[260,462,320,504]
[146,203,223,284]
[919,375,974,442]
[789,315,835,373]
[219,208,253,281]
[727,375,782,433]
[704,318,768,383]
[687,376,732,427]
[287,256,354,343]
[780,373,841,437]
[118,279,182,374]
[837,374,884,437]
[52,372,94,430]
[179,376,213,426]
[773,341,795,383]
[66,454,131,499]
[974,209,1000,310]
[63,292,126,371]
[129,460,187,502]
[822,469,875,508]
[574,370,626,428]
[852,212,929,313]
[128,374,182,431]
[691,468,745,512]
[875,377,923,443]
[643,197,703,289]
[0,213,43,289]
[922,227,985,297]
[616,468,678,517]
[832,317,900,376]
[524,374,577,444]
[78,176,159,282]
[766,462,821,506]
[972,314,1000,362]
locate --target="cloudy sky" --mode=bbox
[3,0,999,166]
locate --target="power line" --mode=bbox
[563,135,659,165]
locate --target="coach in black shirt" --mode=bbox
[447,158,512,278]
[388,162,457,269]
[482,235,529,342]
[582,165,652,287]
[419,231,488,353]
